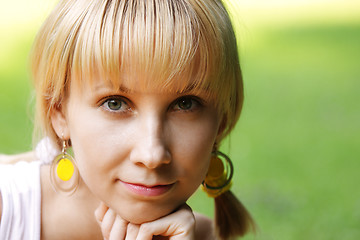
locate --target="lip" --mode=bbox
[119,181,175,197]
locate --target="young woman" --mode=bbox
[0,0,255,239]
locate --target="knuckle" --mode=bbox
[181,211,196,230]
[139,223,152,234]
[94,210,103,223]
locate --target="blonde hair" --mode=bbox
[31,0,242,145]
[31,0,251,238]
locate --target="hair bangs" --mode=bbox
[31,0,241,144]
[70,0,226,101]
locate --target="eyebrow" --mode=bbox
[93,83,132,94]
[118,85,132,93]
[93,81,201,95]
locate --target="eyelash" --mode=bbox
[99,95,203,115]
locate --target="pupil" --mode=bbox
[179,99,192,110]
[108,99,121,110]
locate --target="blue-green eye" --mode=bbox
[101,97,130,112]
[178,98,193,110]
[173,96,201,111]
[107,99,122,110]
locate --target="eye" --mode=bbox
[178,98,193,110]
[172,96,202,112]
[101,97,130,113]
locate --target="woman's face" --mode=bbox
[52,77,222,224]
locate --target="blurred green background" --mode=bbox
[1,0,359,239]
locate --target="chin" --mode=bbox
[117,201,182,224]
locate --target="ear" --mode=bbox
[216,115,227,141]
[51,107,70,140]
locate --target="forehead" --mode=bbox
[72,70,210,96]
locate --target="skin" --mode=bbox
[45,75,222,239]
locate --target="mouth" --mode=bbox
[119,181,175,197]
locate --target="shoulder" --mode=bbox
[194,212,217,240]
[0,191,2,223]
[0,151,36,164]
[0,158,42,238]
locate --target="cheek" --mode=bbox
[170,114,220,179]
[171,112,220,153]
[67,111,130,186]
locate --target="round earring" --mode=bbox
[50,139,79,195]
[202,151,234,198]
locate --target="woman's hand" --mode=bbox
[95,202,196,240]
[94,202,128,240]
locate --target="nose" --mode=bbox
[129,114,171,169]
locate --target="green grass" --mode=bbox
[233,24,360,239]
[191,24,360,239]
[1,9,360,240]
[0,34,34,153]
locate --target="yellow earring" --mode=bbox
[56,154,75,181]
[202,151,233,198]
[50,139,79,195]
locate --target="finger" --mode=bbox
[136,204,196,240]
[124,223,140,240]
[100,208,117,240]
[94,202,109,224]
[109,215,128,240]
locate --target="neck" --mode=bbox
[40,164,103,239]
